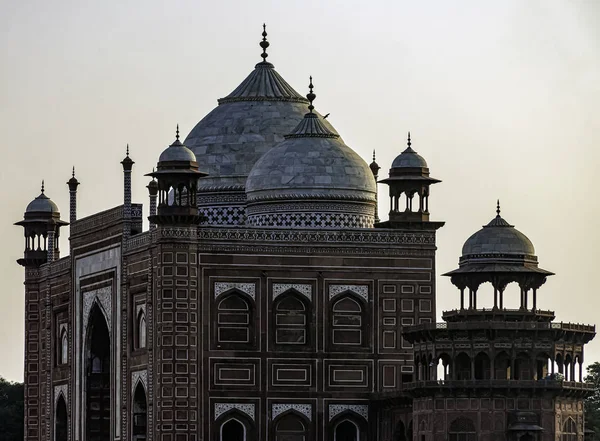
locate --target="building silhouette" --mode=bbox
[15,27,595,441]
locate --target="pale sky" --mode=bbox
[0,0,598,382]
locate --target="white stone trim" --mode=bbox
[214,282,256,301]
[54,383,68,407]
[329,285,369,302]
[82,286,112,335]
[272,403,312,421]
[272,284,312,302]
[329,404,368,422]
[214,403,255,421]
[136,303,146,317]
[131,369,148,394]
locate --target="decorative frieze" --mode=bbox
[214,403,255,421]
[273,284,312,302]
[329,285,369,302]
[328,404,368,421]
[214,282,256,300]
[272,403,312,421]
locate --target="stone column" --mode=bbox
[67,167,80,225]
[121,148,134,241]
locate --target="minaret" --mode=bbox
[121,145,134,240]
[67,167,80,225]
[369,150,381,224]
[147,170,158,230]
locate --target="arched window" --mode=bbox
[60,329,68,364]
[132,382,147,441]
[55,394,68,441]
[334,419,359,441]
[474,352,491,380]
[393,420,407,441]
[137,311,147,349]
[449,417,476,441]
[220,418,245,441]
[275,413,308,441]
[455,353,471,380]
[562,418,577,441]
[332,296,364,346]
[274,294,308,345]
[217,294,252,344]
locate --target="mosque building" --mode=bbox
[15,27,595,441]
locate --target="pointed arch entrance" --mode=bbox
[86,304,111,441]
[55,394,68,441]
[132,381,148,441]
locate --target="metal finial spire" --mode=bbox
[407,132,412,148]
[41,180,45,193]
[373,149,376,162]
[496,199,501,216]
[126,144,130,156]
[72,166,75,178]
[260,23,270,62]
[306,76,316,113]
[176,124,180,141]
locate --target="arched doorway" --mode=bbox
[335,420,359,441]
[221,418,245,441]
[393,420,407,441]
[55,395,68,441]
[274,413,308,441]
[86,304,111,441]
[132,382,147,441]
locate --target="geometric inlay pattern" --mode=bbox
[214,282,256,300]
[329,285,369,302]
[214,403,255,421]
[54,383,68,407]
[272,403,312,421]
[272,284,312,302]
[82,286,112,335]
[328,404,369,421]
[131,369,148,394]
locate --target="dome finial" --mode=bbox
[373,149,376,162]
[126,144,130,156]
[407,132,411,148]
[41,180,45,194]
[176,124,180,141]
[496,199,501,217]
[306,76,316,113]
[72,166,75,178]
[259,23,270,62]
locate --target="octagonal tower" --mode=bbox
[403,204,595,441]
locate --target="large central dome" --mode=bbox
[183,28,336,225]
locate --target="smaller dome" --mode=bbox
[159,139,197,163]
[391,132,428,168]
[392,146,428,168]
[461,211,535,257]
[26,183,59,213]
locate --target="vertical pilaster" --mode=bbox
[147,178,158,231]
[47,229,55,263]
[23,272,42,441]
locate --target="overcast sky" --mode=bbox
[0,0,598,381]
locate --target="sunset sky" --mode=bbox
[0,0,598,381]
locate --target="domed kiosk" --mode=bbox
[184,26,337,225]
[245,78,376,228]
[443,201,554,313]
[15,182,68,266]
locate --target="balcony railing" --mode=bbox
[403,379,594,390]
[406,321,595,333]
